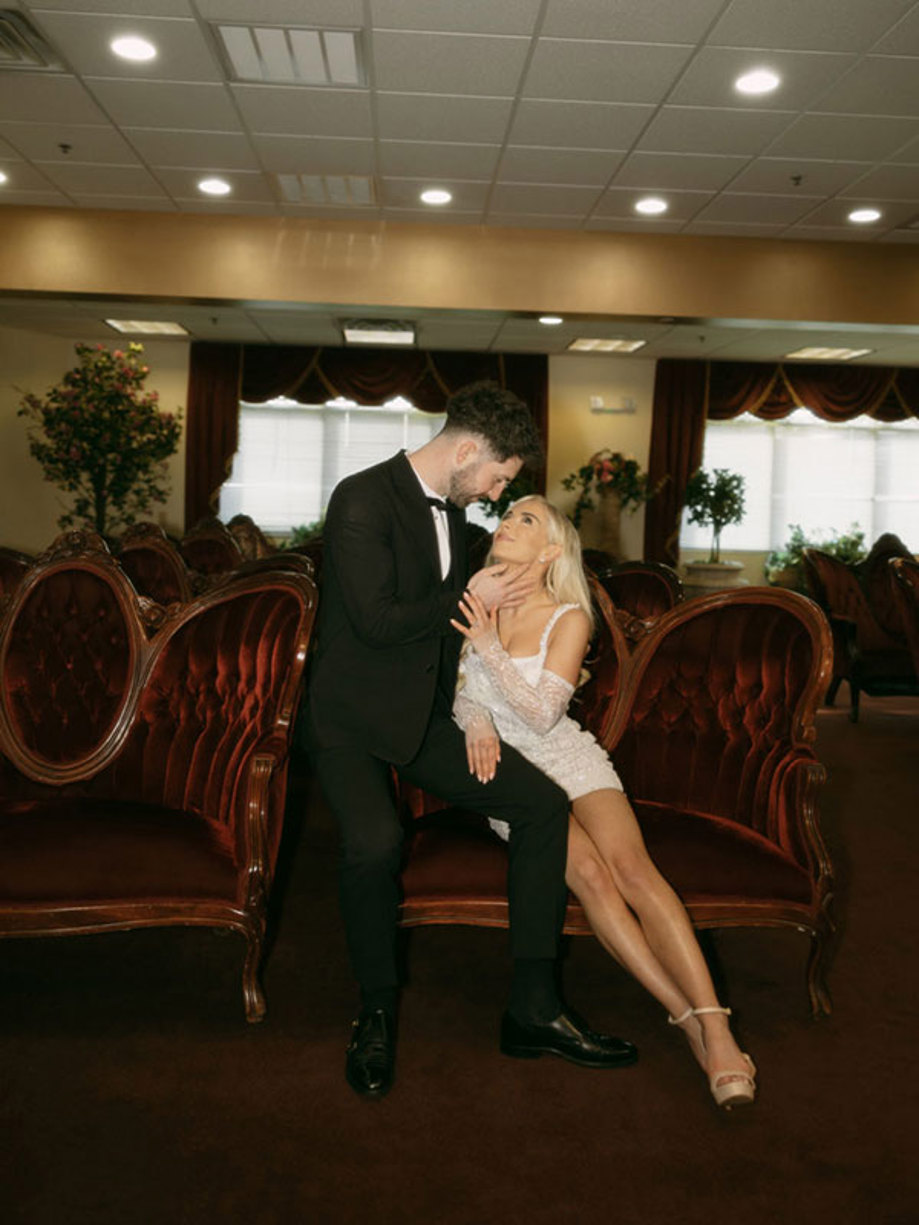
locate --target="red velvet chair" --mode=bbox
[180,516,245,575]
[803,544,917,720]
[0,532,317,1021]
[399,585,836,1017]
[228,513,275,560]
[117,522,193,606]
[890,556,919,676]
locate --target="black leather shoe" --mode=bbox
[345,1007,396,1098]
[500,1009,638,1069]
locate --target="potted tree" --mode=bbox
[18,342,181,539]
[682,466,748,588]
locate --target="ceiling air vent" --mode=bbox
[277,174,376,206]
[0,10,65,71]
[215,25,363,85]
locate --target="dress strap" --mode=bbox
[537,603,579,661]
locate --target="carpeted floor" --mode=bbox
[2,695,917,1225]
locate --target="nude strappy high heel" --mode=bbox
[668,1005,757,1110]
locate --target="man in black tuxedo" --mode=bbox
[307,382,636,1097]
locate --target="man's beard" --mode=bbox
[446,468,482,508]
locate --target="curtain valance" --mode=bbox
[185,342,547,529]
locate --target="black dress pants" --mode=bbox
[312,711,570,994]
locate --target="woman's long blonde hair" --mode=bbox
[488,495,594,629]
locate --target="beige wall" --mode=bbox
[0,325,188,554]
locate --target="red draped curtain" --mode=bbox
[184,343,548,529]
[643,359,919,564]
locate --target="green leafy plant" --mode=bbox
[560,449,659,528]
[286,517,325,546]
[18,342,181,537]
[683,467,746,563]
[765,522,866,590]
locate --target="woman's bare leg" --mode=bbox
[567,790,753,1095]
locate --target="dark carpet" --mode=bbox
[2,695,917,1225]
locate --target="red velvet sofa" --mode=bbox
[0,531,317,1021]
[400,584,837,1017]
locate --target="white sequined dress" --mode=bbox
[454,604,622,841]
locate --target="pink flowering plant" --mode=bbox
[561,448,659,528]
[18,342,181,536]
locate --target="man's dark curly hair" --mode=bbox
[442,381,543,467]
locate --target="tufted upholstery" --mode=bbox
[398,586,836,1017]
[180,516,244,575]
[0,532,317,1021]
[803,543,917,720]
[592,560,683,622]
[118,523,193,606]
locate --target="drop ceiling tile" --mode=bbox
[253,135,375,175]
[195,0,363,21]
[790,198,918,228]
[638,107,795,157]
[889,134,919,164]
[694,192,822,225]
[508,100,653,150]
[727,158,871,195]
[708,0,914,53]
[542,0,726,42]
[838,164,919,201]
[370,0,543,35]
[0,75,109,125]
[0,137,22,160]
[67,194,178,210]
[584,217,687,234]
[766,113,918,161]
[873,6,919,55]
[232,85,371,137]
[253,316,343,344]
[35,162,167,195]
[380,141,500,180]
[668,48,858,110]
[523,39,693,103]
[486,212,587,230]
[31,12,223,82]
[372,31,529,95]
[380,178,490,209]
[87,80,241,130]
[593,186,713,220]
[125,129,260,170]
[156,168,276,201]
[815,56,919,117]
[376,93,514,143]
[33,1,191,13]
[0,123,139,164]
[489,182,602,215]
[612,152,749,192]
[0,162,62,190]
[416,325,503,349]
[497,147,623,187]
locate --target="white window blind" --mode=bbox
[680,408,919,552]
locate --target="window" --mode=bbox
[680,408,919,552]
[219,396,447,534]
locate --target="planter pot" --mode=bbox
[582,492,622,560]
[683,560,749,590]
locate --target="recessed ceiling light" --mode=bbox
[848,207,882,224]
[198,177,232,196]
[735,68,780,96]
[785,346,873,361]
[569,339,647,353]
[634,197,668,216]
[420,188,452,206]
[105,320,189,336]
[0,171,8,186]
[110,35,157,62]
[538,315,563,326]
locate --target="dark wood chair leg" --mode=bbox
[848,680,860,722]
[242,928,267,1023]
[825,676,842,706]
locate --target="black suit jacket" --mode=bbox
[307,451,469,763]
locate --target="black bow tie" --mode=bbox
[426,496,448,512]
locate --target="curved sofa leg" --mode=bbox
[242,928,267,1024]
[806,918,836,1019]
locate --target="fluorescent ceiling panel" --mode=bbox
[216,25,363,85]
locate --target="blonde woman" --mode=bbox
[451,495,756,1110]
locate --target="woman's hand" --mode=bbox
[450,588,498,647]
[464,717,501,783]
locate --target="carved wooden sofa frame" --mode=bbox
[399,585,837,1018]
[0,532,317,1021]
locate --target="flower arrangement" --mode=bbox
[560,449,658,528]
[18,342,182,537]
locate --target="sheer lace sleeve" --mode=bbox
[473,631,574,733]
[453,690,496,734]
